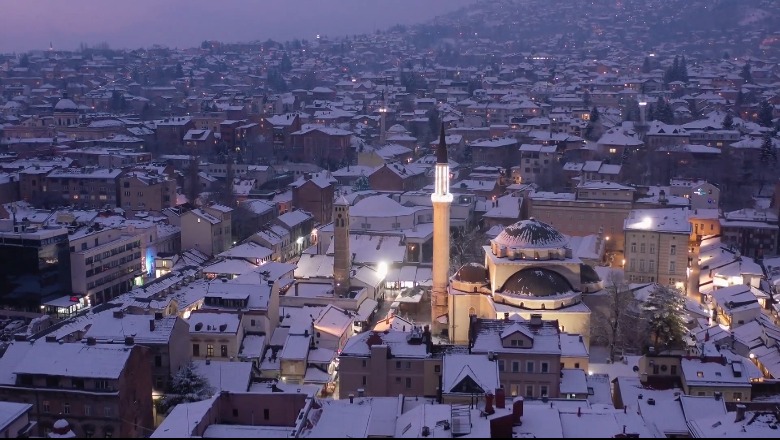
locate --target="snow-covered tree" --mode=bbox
[159,362,213,414]
[641,284,687,352]
[591,271,641,361]
[352,174,370,192]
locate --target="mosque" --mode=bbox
[429,126,598,345]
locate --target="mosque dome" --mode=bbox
[54,96,79,112]
[499,267,574,297]
[453,262,489,284]
[492,218,567,250]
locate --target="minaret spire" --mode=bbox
[431,122,453,338]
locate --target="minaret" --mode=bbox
[333,195,351,297]
[431,123,452,336]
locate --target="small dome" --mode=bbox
[54,98,78,112]
[493,218,567,250]
[454,262,488,283]
[500,268,574,297]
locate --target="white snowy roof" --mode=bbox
[560,369,588,395]
[442,354,500,394]
[0,342,133,381]
[193,359,251,392]
[624,208,691,234]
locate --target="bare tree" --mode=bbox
[449,225,488,275]
[590,270,644,360]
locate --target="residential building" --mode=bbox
[188,311,244,360]
[180,204,233,256]
[624,208,691,288]
[0,402,34,438]
[290,172,336,225]
[68,225,145,305]
[369,162,427,192]
[515,144,558,184]
[0,341,153,438]
[119,170,177,215]
[289,125,352,165]
[720,209,779,259]
[471,317,564,399]
[470,137,519,169]
[41,167,122,209]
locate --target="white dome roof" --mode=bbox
[54,98,78,111]
[493,218,567,250]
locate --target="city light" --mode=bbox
[377,261,388,279]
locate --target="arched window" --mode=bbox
[468,307,476,316]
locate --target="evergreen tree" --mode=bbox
[758,100,774,127]
[760,133,775,165]
[641,284,688,352]
[679,56,688,83]
[175,62,184,78]
[641,57,652,74]
[590,106,600,123]
[186,158,201,206]
[352,174,370,192]
[722,111,734,130]
[159,362,213,414]
[655,98,674,124]
[740,62,753,84]
[280,52,293,72]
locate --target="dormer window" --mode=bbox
[511,339,524,347]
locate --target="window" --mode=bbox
[525,385,534,397]
[574,362,580,369]
[362,376,367,386]
[263,409,270,420]
[649,244,655,254]
[639,260,645,271]
[670,245,676,255]
[207,344,214,357]
[540,385,548,397]
[511,339,524,347]
[95,380,109,390]
[541,362,549,373]
[221,345,228,357]
[649,260,655,272]
[630,242,636,253]
[84,404,92,416]
[498,360,505,372]
[733,392,743,401]
[434,365,441,373]
[405,377,412,389]
[250,319,256,326]
[232,409,238,417]
[640,243,645,253]
[43,401,50,413]
[697,391,706,396]
[63,403,71,415]
[670,365,677,375]
[104,406,113,417]
[669,261,676,274]
[512,362,520,373]
[396,361,402,370]
[192,344,200,357]
[696,371,704,378]
[154,355,162,367]
[526,361,534,373]
[361,360,367,368]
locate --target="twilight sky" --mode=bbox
[0,0,474,53]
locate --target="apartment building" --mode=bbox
[69,225,145,305]
[720,208,779,259]
[0,341,153,438]
[338,327,440,399]
[41,167,122,209]
[188,311,244,360]
[119,170,177,215]
[623,208,691,288]
[180,204,233,256]
[515,144,558,184]
[471,317,563,399]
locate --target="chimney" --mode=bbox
[503,312,510,321]
[154,312,164,320]
[349,394,355,404]
[530,314,542,326]
[734,404,746,423]
[495,387,506,409]
[484,393,495,415]
[113,310,123,319]
[512,398,523,423]
[86,337,96,346]
[149,319,155,332]
[124,336,134,346]
[577,407,582,417]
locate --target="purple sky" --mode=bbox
[0,0,474,52]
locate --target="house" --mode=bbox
[180,204,233,256]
